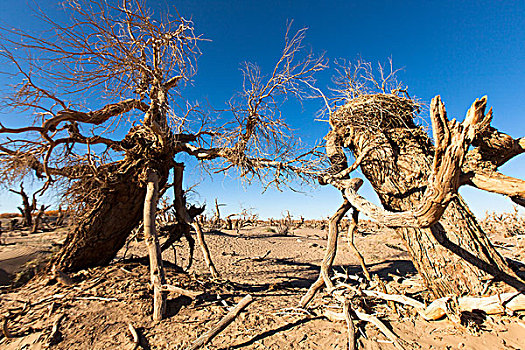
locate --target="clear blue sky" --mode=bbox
[0,0,523,219]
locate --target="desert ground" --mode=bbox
[1,216,524,350]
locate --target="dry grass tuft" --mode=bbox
[480,207,525,237]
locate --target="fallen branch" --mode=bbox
[354,309,406,350]
[161,285,203,298]
[343,300,356,350]
[337,282,525,321]
[187,294,253,350]
[324,307,407,350]
[128,323,139,350]
[324,304,405,350]
[192,221,219,278]
[422,292,525,320]
[46,314,65,347]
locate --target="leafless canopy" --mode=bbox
[0,1,328,206]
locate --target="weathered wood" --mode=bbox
[9,184,36,227]
[31,204,49,234]
[343,300,356,350]
[193,220,219,278]
[161,284,203,298]
[346,209,371,281]
[326,302,407,350]
[143,169,167,321]
[187,294,253,350]
[422,292,525,320]
[299,199,352,308]
[328,94,520,297]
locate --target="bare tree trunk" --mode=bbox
[346,209,371,281]
[9,184,35,227]
[332,98,516,297]
[172,163,218,277]
[143,169,167,321]
[31,204,49,234]
[51,154,170,272]
[193,220,219,278]
[52,173,147,271]
[300,199,351,308]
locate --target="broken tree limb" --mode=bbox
[421,292,525,320]
[128,323,139,350]
[343,300,356,350]
[337,282,525,321]
[346,208,371,281]
[325,301,407,350]
[161,284,203,298]
[192,220,219,278]
[187,294,253,350]
[299,199,352,308]
[143,169,167,321]
[353,309,406,350]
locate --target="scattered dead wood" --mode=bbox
[325,304,407,350]
[187,294,253,350]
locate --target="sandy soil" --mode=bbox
[1,221,524,349]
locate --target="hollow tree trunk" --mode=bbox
[332,101,515,298]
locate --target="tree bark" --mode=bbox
[143,169,167,321]
[51,132,171,272]
[52,169,148,271]
[331,95,517,298]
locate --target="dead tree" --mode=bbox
[55,206,66,228]
[31,204,50,234]
[313,63,524,299]
[0,1,326,272]
[9,184,36,227]
[212,199,225,229]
